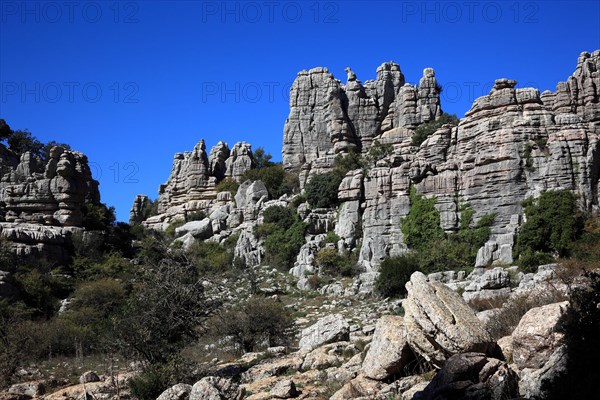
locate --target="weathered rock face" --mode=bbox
[298,314,350,351]
[512,301,568,370]
[142,140,255,229]
[0,145,100,265]
[189,376,244,400]
[403,272,496,367]
[0,146,99,226]
[129,194,149,225]
[282,51,600,271]
[416,352,519,400]
[361,315,412,380]
[282,63,441,171]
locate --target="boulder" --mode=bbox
[8,382,45,397]
[362,315,412,380]
[175,218,213,239]
[157,383,192,400]
[189,377,243,400]
[269,379,298,399]
[416,353,519,400]
[512,301,568,369]
[298,314,350,351]
[403,272,496,366]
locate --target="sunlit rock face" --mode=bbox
[282,51,600,270]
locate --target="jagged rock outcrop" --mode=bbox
[282,62,441,171]
[129,194,148,225]
[142,140,255,229]
[0,145,100,265]
[281,51,600,271]
[0,146,99,226]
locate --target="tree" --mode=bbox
[0,119,12,141]
[7,130,44,157]
[305,173,341,209]
[114,256,220,365]
[253,147,274,169]
[374,254,420,298]
[217,297,296,353]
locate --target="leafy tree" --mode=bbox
[187,241,234,274]
[0,119,12,141]
[253,146,275,169]
[114,257,220,365]
[7,130,44,157]
[515,190,583,271]
[0,301,31,388]
[82,202,116,231]
[411,112,459,147]
[215,177,240,196]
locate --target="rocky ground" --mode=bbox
[0,260,578,400]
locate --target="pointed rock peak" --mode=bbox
[422,68,435,78]
[345,67,357,82]
[493,78,517,91]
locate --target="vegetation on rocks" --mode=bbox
[411,112,459,147]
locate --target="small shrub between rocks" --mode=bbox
[374,254,420,298]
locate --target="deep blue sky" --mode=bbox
[1,1,599,221]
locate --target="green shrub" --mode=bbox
[364,140,393,167]
[312,248,358,277]
[411,112,459,147]
[305,173,341,209]
[263,220,307,270]
[375,254,420,298]
[70,278,126,318]
[187,241,233,273]
[324,231,340,244]
[262,205,296,230]
[128,363,175,400]
[215,177,239,196]
[243,165,299,199]
[217,297,296,353]
[401,188,444,250]
[165,219,185,238]
[515,190,583,271]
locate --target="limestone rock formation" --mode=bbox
[0,146,99,226]
[142,140,255,229]
[282,62,441,171]
[157,383,192,400]
[280,51,600,271]
[129,194,149,225]
[189,377,244,400]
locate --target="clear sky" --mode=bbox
[1,0,599,221]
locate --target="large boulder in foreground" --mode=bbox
[362,315,412,380]
[416,352,519,400]
[298,314,349,351]
[157,383,192,400]
[511,301,568,370]
[403,272,496,367]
